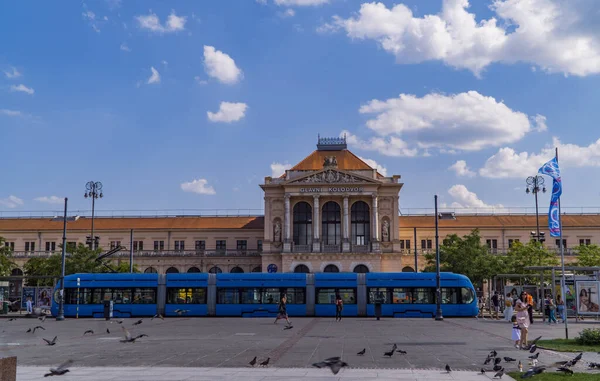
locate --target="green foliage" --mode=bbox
[424,229,505,287]
[574,244,600,267]
[0,236,16,276]
[503,241,559,281]
[575,328,600,346]
[23,255,61,286]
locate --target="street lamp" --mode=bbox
[434,196,456,321]
[84,181,103,250]
[525,176,546,242]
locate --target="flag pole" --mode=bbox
[556,147,569,339]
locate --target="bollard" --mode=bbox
[0,356,17,381]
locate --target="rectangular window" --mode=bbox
[217,288,239,304]
[508,239,520,248]
[399,240,404,249]
[413,288,434,304]
[316,288,356,304]
[25,241,35,251]
[421,240,432,249]
[368,288,389,304]
[195,240,206,252]
[579,239,591,246]
[154,240,165,251]
[110,241,121,250]
[257,240,263,252]
[241,288,261,304]
[262,288,280,304]
[441,287,459,304]
[284,288,305,304]
[405,240,410,250]
[460,288,475,304]
[174,240,185,251]
[133,288,156,304]
[236,240,247,251]
[4,242,14,251]
[216,240,227,251]
[133,241,144,251]
[555,239,567,248]
[486,239,498,249]
[45,242,56,252]
[166,288,206,304]
[392,288,413,304]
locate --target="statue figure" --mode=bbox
[382,219,390,242]
[274,221,282,242]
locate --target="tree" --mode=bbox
[503,241,559,278]
[0,236,16,276]
[424,229,505,287]
[574,244,600,267]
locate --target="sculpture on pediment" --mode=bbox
[382,219,390,242]
[323,156,338,168]
[300,169,362,184]
[274,220,282,243]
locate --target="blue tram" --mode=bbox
[51,272,478,318]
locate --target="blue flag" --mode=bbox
[538,157,562,237]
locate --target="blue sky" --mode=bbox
[1,0,600,215]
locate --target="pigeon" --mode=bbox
[283,325,293,330]
[588,362,600,369]
[503,357,516,363]
[529,336,542,346]
[484,357,492,365]
[106,328,110,334]
[114,319,124,324]
[132,319,143,326]
[392,343,398,351]
[480,368,486,374]
[8,318,16,321]
[357,348,366,356]
[493,365,503,372]
[521,366,545,379]
[33,326,45,333]
[83,330,94,335]
[39,316,47,323]
[494,369,504,378]
[489,350,498,358]
[556,367,574,375]
[518,361,523,372]
[529,344,537,353]
[259,358,270,367]
[494,357,502,365]
[528,353,539,360]
[119,326,147,343]
[383,350,394,358]
[43,359,73,377]
[249,356,257,367]
[312,357,348,375]
[26,328,32,333]
[174,309,190,316]
[397,349,407,354]
[151,314,164,321]
[445,364,452,373]
[43,336,58,346]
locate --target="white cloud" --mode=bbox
[3,67,21,79]
[256,0,268,4]
[355,91,542,152]
[449,160,475,177]
[327,0,600,77]
[147,67,160,84]
[203,46,243,85]
[279,9,296,18]
[161,60,168,66]
[10,84,34,95]
[0,109,23,117]
[0,195,24,209]
[34,196,64,205]
[532,114,548,132]
[207,102,248,123]
[194,76,208,85]
[82,11,96,21]
[135,11,186,33]
[343,130,418,157]
[180,179,216,195]
[120,43,131,52]
[275,0,329,5]
[357,156,388,176]
[448,185,503,209]
[103,16,109,21]
[271,162,292,178]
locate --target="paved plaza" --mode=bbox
[2,316,600,380]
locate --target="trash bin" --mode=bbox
[375,302,382,320]
[1,301,8,315]
[103,300,113,320]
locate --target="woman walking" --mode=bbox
[556,294,565,323]
[515,291,530,349]
[274,294,292,326]
[504,293,514,321]
[335,294,343,322]
[546,294,557,324]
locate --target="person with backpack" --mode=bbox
[335,294,343,322]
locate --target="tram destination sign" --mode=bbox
[300,187,364,193]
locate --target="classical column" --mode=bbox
[372,194,380,252]
[342,196,350,252]
[312,195,320,252]
[283,194,291,253]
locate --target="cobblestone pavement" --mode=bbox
[1,316,599,375]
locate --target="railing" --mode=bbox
[292,244,311,253]
[351,244,370,253]
[322,244,341,253]
[399,206,600,216]
[9,249,261,259]
[0,208,264,219]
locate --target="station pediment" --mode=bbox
[285,168,380,185]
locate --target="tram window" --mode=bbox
[413,288,434,304]
[113,288,132,304]
[102,288,114,301]
[284,288,306,304]
[241,288,261,304]
[80,288,93,304]
[392,288,412,304]
[317,288,356,304]
[262,288,280,304]
[92,289,102,304]
[167,288,203,304]
[460,288,475,304]
[441,288,459,304]
[217,288,240,304]
[368,288,389,304]
[134,288,157,304]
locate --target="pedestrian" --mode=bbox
[556,294,565,323]
[477,297,486,320]
[26,296,33,314]
[491,291,500,320]
[511,315,521,348]
[515,291,530,349]
[526,292,534,324]
[274,294,291,326]
[546,294,557,324]
[335,294,343,322]
[504,293,514,321]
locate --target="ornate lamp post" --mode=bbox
[84,181,103,249]
[525,176,546,242]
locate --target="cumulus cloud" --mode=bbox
[203,46,243,84]
[207,102,248,123]
[275,0,329,5]
[326,0,600,77]
[194,76,208,85]
[343,130,418,157]
[34,196,64,205]
[3,67,21,79]
[447,185,503,210]
[120,43,131,52]
[136,11,186,33]
[357,156,388,176]
[0,195,24,208]
[449,160,475,177]
[180,179,216,195]
[10,84,34,95]
[356,91,542,152]
[147,67,160,84]
[271,162,292,178]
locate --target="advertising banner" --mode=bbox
[576,281,600,315]
[21,287,36,309]
[37,288,53,309]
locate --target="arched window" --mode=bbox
[294,264,310,273]
[353,264,369,273]
[323,264,340,273]
[293,202,312,246]
[144,267,158,274]
[251,266,262,273]
[209,266,222,274]
[230,266,244,273]
[187,267,201,273]
[402,266,415,273]
[166,267,179,274]
[351,201,370,246]
[322,201,341,245]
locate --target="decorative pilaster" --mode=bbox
[342,196,350,252]
[312,195,320,252]
[372,194,380,253]
[283,194,291,253]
